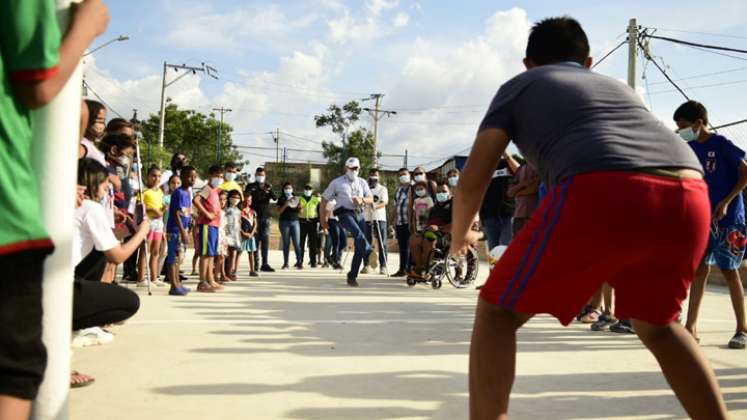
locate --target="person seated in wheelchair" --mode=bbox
[408,183,453,278]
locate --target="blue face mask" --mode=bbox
[284,189,293,198]
[436,192,449,203]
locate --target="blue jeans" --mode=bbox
[338,211,372,280]
[364,220,388,267]
[483,216,513,250]
[328,219,346,264]
[279,219,301,266]
[395,224,410,272]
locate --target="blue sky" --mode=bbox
[85,0,747,172]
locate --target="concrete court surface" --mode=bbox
[71,250,747,420]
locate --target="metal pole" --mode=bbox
[134,140,152,296]
[372,94,380,166]
[627,18,638,89]
[404,149,408,169]
[31,1,77,418]
[276,128,280,163]
[157,61,167,150]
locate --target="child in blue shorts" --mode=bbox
[166,166,196,296]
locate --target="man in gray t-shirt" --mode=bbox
[451,16,726,420]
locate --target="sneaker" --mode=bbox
[610,319,635,334]
[333,263,343,270]
[347,277,359,287]
[152,280,167,287]
[310,262,317,268]
[169,287,189,296]
[260,265,275,272]
[728,332,747,349]
[72,327,115,348]
[136,281,148,288]
[249,271,259,277]
[295,263,303,270]
[361,266,370,274]
[591,314,616,331]
[181,285,192,292]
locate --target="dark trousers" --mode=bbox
[300,219,320,265]
[328,219,347,264]
[75,249,108,282]
[396,224,411,272]
[72,279,140,331]
[338,211,372,281]
[122,235,139,279]
[254,217,272,268]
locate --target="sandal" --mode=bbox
[71,371,95,389]
[196,283,216,293]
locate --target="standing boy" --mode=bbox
[450,17,727,420]
[677,100,747,349]
[166,166,197,296]
[0,1,108,419]
[193,165,224,292]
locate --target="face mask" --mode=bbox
[210,177,223,188]
[346,169,359,181]
[99,194,108,207]
[678,126,700,142]
[399,175,411,184]
[369,177,379,187]
[132,163,140,173]
[229,198,240,206]
[225,172,237,182]
[117,155,131,167]
[304,189,312,197]
[448,176,459,187]
[414,174,425,182]
[415,189,426,197]
[284,189,293,197]
[255,175,266,184]
[436,192,449,203]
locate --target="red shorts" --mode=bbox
[480,171,710,326]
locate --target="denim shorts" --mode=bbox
[706,224,747,270]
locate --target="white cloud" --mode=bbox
[367,0,398,16]
[393,12,409,28]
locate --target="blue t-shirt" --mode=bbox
[166,188,193,234]
[689,134,746,227]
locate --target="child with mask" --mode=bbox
[240,194,259,277]
[412,181,435,234]
[193,165,224,292]
[137,166,167,287]
[216,190,230,282]
[224,190,242,280]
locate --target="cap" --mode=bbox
[345,157,360,168]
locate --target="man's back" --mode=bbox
[480,63,701,185]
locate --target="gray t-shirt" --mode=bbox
[479,63,702,185]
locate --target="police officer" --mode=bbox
[321,157,373,287]
[299,184,321,267]
[244,167,277,272]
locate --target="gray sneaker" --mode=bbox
[728,332,746,349]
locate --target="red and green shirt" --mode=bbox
[0,0,61,255]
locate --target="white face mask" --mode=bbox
[399,174,410,184]
[346,169,359,181]
[304,189,312,196]
[210,177,223,188]
[436,192,450,203]
[225,172,237,182]
[284,189,293,197]
[229,198,240,206]
[415,189,426,197]
[678,126,700,142]
[117,155,131,167]
[448,176,459,187]
[413,174,426,183]
[255,175,266,184]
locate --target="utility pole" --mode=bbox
[276,128,280,163]
[362,93,397,167]
[404,149,408,169]
[627,18,638,89]
[158,61,218,151]
[212,107,232,163]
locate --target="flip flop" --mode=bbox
[71,371,95,389]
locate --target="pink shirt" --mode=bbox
[196,185,222,228]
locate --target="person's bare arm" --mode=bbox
[103,219,149,264]
[503,152,520,174]
[715,160,747,220]
[175,209,189,244]
[13,0,109,109]
[452,129,511,255]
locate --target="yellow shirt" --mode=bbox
[143,188,164,219]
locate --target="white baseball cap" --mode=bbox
[345,157,360,169]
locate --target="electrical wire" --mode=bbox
[83,80,124,118]
[637,38,690,100]
[645,65,747,86]
[642,26,747,41]
[646,34,747,55]
[592,39,628,69]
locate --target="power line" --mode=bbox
[645,65,747,86]
[642,26,747,41]
[681,44,747,62]
[638,37,690,100]
[83,80,124,118]
[646,34,747,55]
[592,39,628,69]
[647,78,747,95]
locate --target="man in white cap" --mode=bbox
[321,157,374,286]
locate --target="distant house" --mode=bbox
[429,155,468,181]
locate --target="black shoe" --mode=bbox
[333,263,343,270]
[260,265,275,272]
[391,270,406,277]
[179,274,188,281]
[310,263,317,268]
[295,263,303,270]
[610,319,635,334]
[347,277,359,287]
[281,264,289,270]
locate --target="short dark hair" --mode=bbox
[84,100,106,128]
[170,152,186,169]
[208,165,224,176]
[369,168,379,176]
[168,174,181,184]
[180,165,196,180]
[674,100,709,126]
[224,162,238,170]
[106,118,133,134]
[147,165,161,175]
[228,190,241,199]
[78,158,109,201]
[526,16,590,66]
[282,181,293,189]
[397,167,409,173]
[256,167,265,174]
[100,133,136,155]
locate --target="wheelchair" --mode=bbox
[406,231,479,289]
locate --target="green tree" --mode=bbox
[139,100,245,174]
[315,101,379,178]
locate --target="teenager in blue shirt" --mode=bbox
[677,100,747,350]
